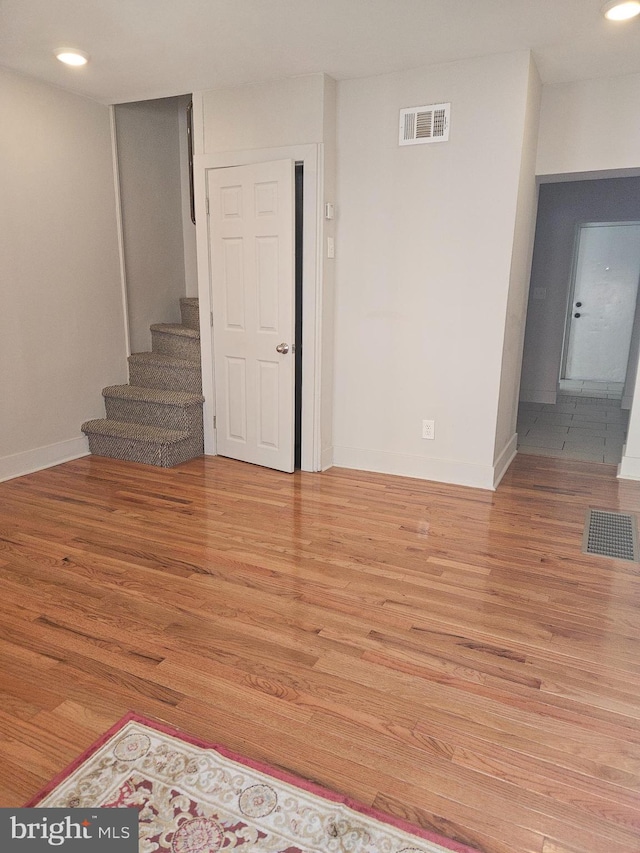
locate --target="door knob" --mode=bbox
[275,342,290,354]
[574,312,581,318]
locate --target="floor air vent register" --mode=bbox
[582,509,639,561]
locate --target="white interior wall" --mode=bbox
[620,362,640,478]
[520,178,640,404]
[0,67,127,481]
[321,75,337,470]
[115,97,188,352]
[493,56,541,481]
[623,292,640,409]
[201,75,326,152]
[537,73,640,178]
[333,51,534,489]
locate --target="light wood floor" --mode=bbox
[0,454,639,853]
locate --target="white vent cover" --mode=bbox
[399,103,450,146]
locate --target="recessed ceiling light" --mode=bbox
[602,1,640,20]
[55,48,90,67]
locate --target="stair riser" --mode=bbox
[151,329,200,361]
[180,301,200,330]
[104,398,203,435]
[128,360,202,394]
[86,433,204,468]
[85,298,204,468]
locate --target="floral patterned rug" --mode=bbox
[26,713,479,853]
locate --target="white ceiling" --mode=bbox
[1,0,640,105]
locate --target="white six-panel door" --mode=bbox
[207,160,295,472]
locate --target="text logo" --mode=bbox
[1,809,137,851]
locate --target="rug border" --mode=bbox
[25,711,481,853]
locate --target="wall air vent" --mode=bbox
[399,103,450,146]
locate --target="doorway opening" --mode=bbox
[196,143,322,473]
[559,221,640,403]
[518,176,640,465]
[113,94,197,353]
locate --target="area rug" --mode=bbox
[26,712,479,853]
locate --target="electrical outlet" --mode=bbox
[422,419,435,440]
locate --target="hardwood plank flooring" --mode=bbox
[1,453,640,852]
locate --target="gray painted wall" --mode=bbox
[520,177,640,403]
[115,96,190,353]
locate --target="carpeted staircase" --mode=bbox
[82,297,204,467]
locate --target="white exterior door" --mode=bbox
[565,223,640,382]
[207,160,295,472]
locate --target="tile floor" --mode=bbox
[557,379,625,399]
[517,384,629,464]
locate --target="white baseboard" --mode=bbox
[618,449,640,480]
[0,437,90,483]
[320,446,333,472]
[331,445,496,490]
[493,434,518,488]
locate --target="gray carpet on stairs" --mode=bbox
[82,297,205,467]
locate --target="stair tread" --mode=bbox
[103,385,204,406]
[150,323,200,339]
[81,419,189,444]
[128,351,199,368]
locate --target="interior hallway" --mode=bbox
[517,381,629,464]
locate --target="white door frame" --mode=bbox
[194,143,324,472]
